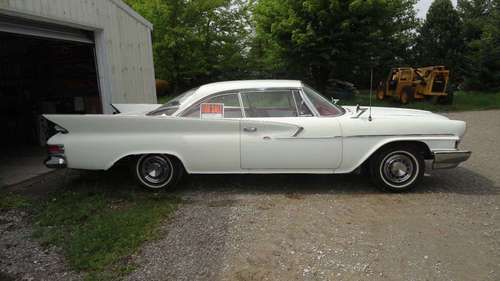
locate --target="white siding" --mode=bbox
[0,0,157,111]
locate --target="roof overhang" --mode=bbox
[111,0,153,30]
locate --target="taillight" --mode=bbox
[47,145,65,155]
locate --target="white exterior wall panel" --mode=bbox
[0,0,157,112]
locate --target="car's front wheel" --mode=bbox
[370,145,424,192]
[134,154,183,191]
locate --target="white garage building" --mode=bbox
[0,0,156,186]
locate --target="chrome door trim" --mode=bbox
[273,136,341,140]
[343,133,456,138]
[292,126,304,137]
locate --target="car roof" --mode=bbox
[177,80,303,112]
[198,80,302,96]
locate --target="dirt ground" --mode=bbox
[126,110,500,281]
[1,110,499,281]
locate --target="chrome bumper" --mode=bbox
[432,150,471,169]
[45,155,67,169]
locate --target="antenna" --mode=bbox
[368,67,373,122]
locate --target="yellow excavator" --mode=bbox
[376,66,453,104]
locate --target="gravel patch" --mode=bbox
[124,190,234,281]
[1,110,499,281]
[126,110,500,281]
[0,209,81,281]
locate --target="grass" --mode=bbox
[32,181,180,281]
[339,90,500,112]
[0,191,31,210]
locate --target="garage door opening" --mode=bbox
[0,30,101,187]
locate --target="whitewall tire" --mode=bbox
[370,145,424,192]
[134,154,183,191]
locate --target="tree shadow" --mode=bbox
[26,165,497,199]
[176,166,498,196]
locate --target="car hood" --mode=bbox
[342,106,449,120]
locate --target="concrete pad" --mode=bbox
[0,146,53,188]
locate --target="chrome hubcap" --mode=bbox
[140,155,172,185]
[382,153,414,184]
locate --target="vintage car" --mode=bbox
[44,80,471,192]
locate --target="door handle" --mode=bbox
[243,127,257,132]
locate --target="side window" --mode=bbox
[241,90,312,117]
[303,86,342,116]
[293,91,313,116]
[182,93,242,118]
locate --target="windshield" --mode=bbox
[147,87,199,116]
[302,85,344,116]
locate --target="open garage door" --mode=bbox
[0,15,101,187]
[0,14,94,44]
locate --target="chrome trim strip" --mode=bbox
[291,90,300,115]
[432,150,471,169]
[344,133,456,138]
[237,92,246,118]
[298,88,320,117]
[274,136,341,140]
[350,107,368,118]
[292,126,304,137]
[45,155,67,169]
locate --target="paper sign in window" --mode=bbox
[200,103,224,119]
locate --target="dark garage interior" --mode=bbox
[0,31,101,186]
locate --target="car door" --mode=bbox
[178,92,243,173]
[240,89,342,170]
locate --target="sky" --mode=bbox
[415,0,458,18]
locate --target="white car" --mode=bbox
[44,80,471,192]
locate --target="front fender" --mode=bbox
[336,134,459,173]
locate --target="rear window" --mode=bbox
[147,87,199,116]
[181,93,243,118]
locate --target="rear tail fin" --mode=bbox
[111,103,161,114]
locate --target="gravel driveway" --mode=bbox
[126,110,500,281]
[1,110,499,281]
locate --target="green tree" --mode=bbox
[251,0,418,91]
[458,0,492,42]
[458,0,500,90]
[125,0,252,94]
[415,0,464,82]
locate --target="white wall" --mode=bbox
[0,0,157,113]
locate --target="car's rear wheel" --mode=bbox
[134,154,183,191]
[370,145,424,192]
